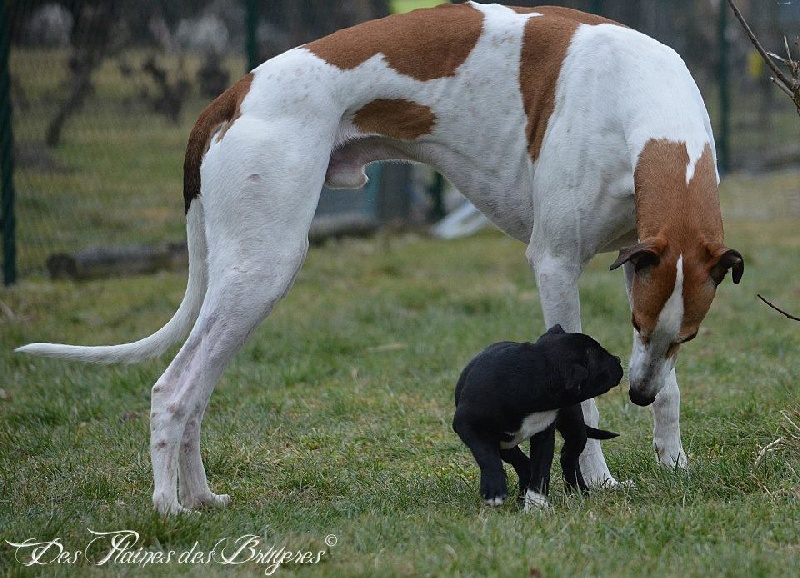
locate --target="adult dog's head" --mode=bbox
[612,139,745,407]
[610,238,743,406]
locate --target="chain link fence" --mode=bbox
[6,0,800,280]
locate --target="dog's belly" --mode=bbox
[500,409,558,449]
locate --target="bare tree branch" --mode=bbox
[757,294,800,322]
[726,0,800,115]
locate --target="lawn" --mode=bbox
[1,166,800,576]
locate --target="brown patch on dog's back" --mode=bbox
[353,99,436,140]
[515,7,620,161]
[306,3,483,81]
[183,73,253,213]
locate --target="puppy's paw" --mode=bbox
[480,471,508,507]
[484,495,506,507]
[523,489,550,512]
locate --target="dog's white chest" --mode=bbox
[500,410,558,449]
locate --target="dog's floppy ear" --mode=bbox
[609,237,667,273]
[564,363,589,392]
[709,247,744,285]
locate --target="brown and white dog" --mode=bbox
[18,3,743,514]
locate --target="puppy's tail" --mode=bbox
[16,202,207,364]
[586,427,619,440]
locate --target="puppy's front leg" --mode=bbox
[525,423,555,511]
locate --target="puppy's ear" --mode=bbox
[547,324,566,335]
[564,363,589,392]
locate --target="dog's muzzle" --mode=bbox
[629,388,655,407]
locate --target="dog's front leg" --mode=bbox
[527,247,583,334]
[576,398,618,486]
[651,368,687,468]
[527,243,617,487]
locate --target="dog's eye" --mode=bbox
[665,343,681,359]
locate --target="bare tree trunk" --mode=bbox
[45,59,95,147]
[45,4,126,147]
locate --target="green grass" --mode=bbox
[5,44,800,578]
[2,169,800,576]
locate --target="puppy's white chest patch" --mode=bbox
[500,410,558,449]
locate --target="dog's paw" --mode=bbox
[153,495,197,516]
[183,492,231,510]
[480,471,508,507]
[523,489,550,512]
[201,492,231,508]
[655,441,688,470]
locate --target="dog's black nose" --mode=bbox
[629,389,655,407]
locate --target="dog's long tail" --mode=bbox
[15,201,207,364]
[586,427,619,440]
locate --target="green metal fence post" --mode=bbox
[0,0,16,285]
[717,0,731,174]
[245,0,259,72]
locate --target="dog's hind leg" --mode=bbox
[556,405,589,494]
[500,446,530,499]
[453,413,508,506]
[151,222,313,514]
[178,400,228,510]
[524,423,555,511]
[150,117,331,514]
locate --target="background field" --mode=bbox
[1,167,799,576]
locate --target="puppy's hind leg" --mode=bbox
[556,406,589,495]
[453,413,507,506]
[524,423,555,511]
[500,446,530,499]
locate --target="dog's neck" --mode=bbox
[634,138,723,248]
[627,138,724,347]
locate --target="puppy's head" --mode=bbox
[538,325,623,404]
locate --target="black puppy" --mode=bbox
[453,325,623,510]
